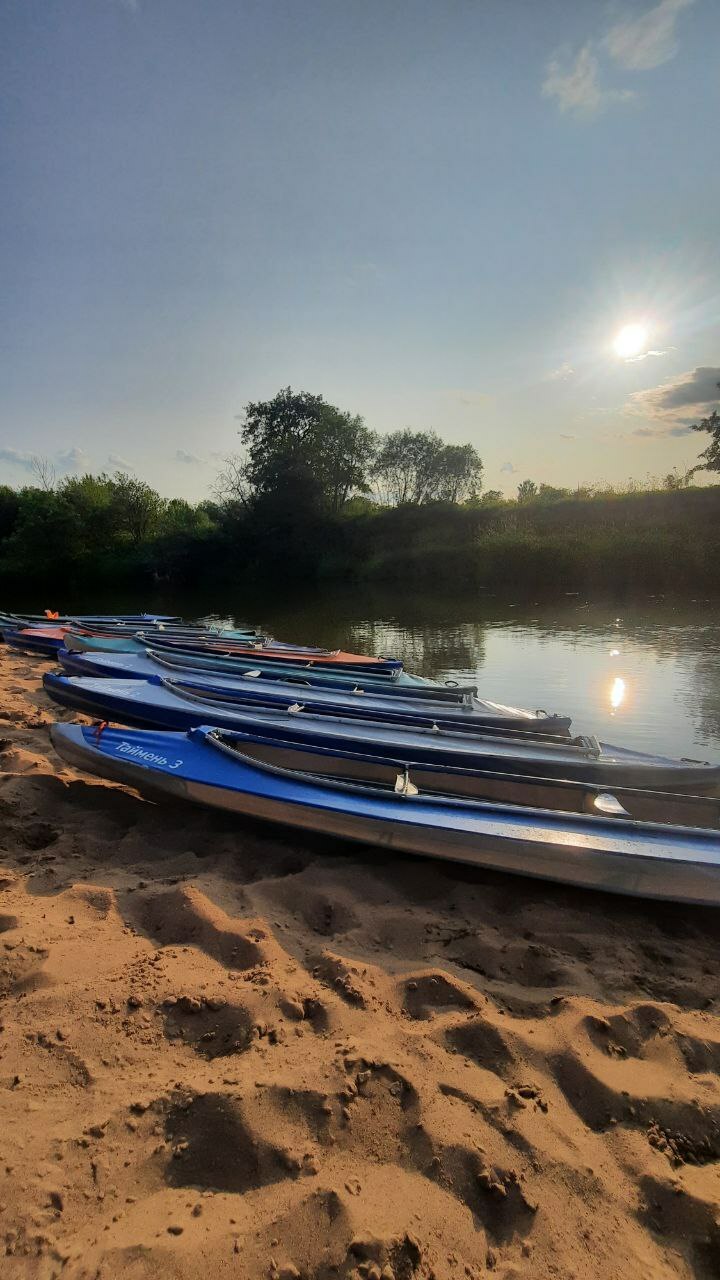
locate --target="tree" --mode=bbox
[372,430,439,505]
[692,383,720,473]
[59,473,115,552]
[108,472,165,543]
[160,498,214,535]
[30,455,56,491]
[231,387,376,514]
[372,430,442,505]
[0,485,20,543]
[517,479,538,502]
[434,443,483,502]
[662,466,696,491]
[372,431,482,506]
[537,483,570,501]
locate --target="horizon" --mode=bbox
[2,0,719,500]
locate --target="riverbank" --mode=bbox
[1,483,719,598]
[2,644,720,1277]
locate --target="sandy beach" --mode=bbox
[1,644,720,1279]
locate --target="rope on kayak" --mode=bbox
[93,720,109,741]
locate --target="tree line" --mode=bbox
[1,383,718,592]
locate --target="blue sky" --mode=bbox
[1,0,719,499]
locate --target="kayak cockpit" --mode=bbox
[201,729,720,830]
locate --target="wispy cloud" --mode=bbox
[444,388,490,407]
[604,0,694,72]
[542,45,634,116]
[108,453,134,471]
[625,366,720,424]
[543,0,692,118]
[0,445,98,478]
[632,423,694,438]
[545,361,574,382]
[559,433,576,440]
[57,446,90,472]
[174,449,207,465]
[623,348,669,363]
[0,447,36,473]
[500,461,517,475]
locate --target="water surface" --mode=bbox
[181,591,720,760]
[11,587,720,760]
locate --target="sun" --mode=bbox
[613,323,648,359]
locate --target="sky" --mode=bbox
[1,0,719,500]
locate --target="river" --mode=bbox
[15,586,720,763]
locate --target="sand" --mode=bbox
[1,644,720,1279]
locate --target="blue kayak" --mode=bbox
[42,671,720,790]
[57,644,483,697]
[53,648,572,732]
[44,670,575,740]
[49,722,720,905]
[57,646,476,697]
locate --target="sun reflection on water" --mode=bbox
[610,676,627,712]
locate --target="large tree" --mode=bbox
[692,383,720,473]
[433,443,483,502]
[372,430,483,505]
[227,387,376,514]
[108,472,165,543]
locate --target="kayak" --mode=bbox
[57,646,479,698]
[49,722,720,905]
[44,671,573,737]
[64,632,254,654]
[2,626,68,656]
[5,629,402,675]
[42,673,720,791]
[54,648,572,732]
[70,625,261,643]
[131,642,404,673]
[0,612,180,626]
[59,642,464,690]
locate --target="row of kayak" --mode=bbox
[0,616,403,672]
[4,610,720,904]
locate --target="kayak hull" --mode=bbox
[50,723,720,906]
[45,667,572,736]
[42,672,720,791]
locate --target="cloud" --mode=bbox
[559,433,576,440]
[445,389,490,407]
[56,446,90,472]
[500,461,517,475]
[543,2,692,118]
[108,453,133,471]
[604,0,693,72]
[545,362,574,382]
[0,447,36,473]
[174,449,207,465]
[342,261,381,289]
[623,348,669,363]
[542,44,635,116]
[625,367,720,424]
[631,423,695,438]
